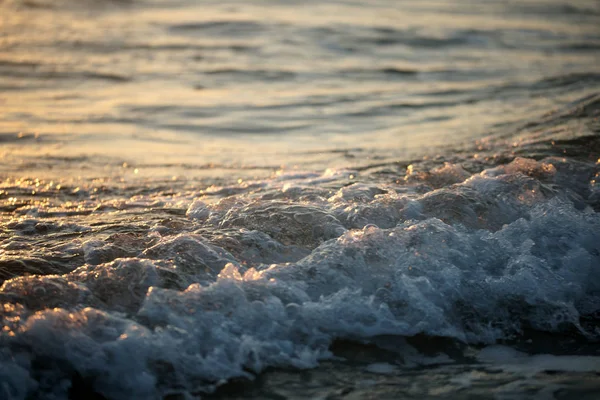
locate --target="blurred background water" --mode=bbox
[1,0,599,178]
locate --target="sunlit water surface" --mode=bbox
[1,0,600,399]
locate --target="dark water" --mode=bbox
[1,0,600,399]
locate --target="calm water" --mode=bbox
[2,0,600,176]
[1,0,600,399]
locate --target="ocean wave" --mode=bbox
[2,0,600,397]
[1,151,599,398]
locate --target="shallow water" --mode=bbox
[1,0,600,399]
[2,0,600,176]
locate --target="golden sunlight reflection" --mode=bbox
[0,1,599,398]
[1,0,598,182]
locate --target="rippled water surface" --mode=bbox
[2,0,600,175]
[1,0,600,399]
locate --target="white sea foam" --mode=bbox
[1,158,599,399]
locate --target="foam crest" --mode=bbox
[1,158,599,398]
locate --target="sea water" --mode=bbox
[1,0,600,398]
